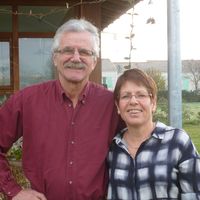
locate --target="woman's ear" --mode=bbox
[152,99,157,113]
[115,101,120,114]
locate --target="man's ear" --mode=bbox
[91,57,98,71]
[52,53,57,67]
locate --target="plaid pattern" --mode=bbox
[107,121,200,200]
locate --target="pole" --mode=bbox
[167,0,182,128]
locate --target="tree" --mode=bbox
[184,60,200,91]
[145,67,166,91]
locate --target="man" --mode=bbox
[0,19,120,200]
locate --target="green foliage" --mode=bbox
[183,124,200,153]
[157,90,200,103]
[154,96,200,126]
[197,112,200,121]
[145,68,166,91]
[7,146,22,161]
[182,103,200,125]
[182,90,200,102]
[154,97,168,124]
[6,138,23,161]
[153,107,168,124]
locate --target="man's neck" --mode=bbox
[60,79,88,108]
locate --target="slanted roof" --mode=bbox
[101,0,141,29]
[2,0,141,30]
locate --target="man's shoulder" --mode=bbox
[11,80,57,101]
[21,80,57,94]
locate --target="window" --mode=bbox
[19,38,54,88]
[0,41,11,86]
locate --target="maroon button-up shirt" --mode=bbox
[0,80,120,200]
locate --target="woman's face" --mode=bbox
[117,81,156,128]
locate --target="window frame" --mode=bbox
[0,34,13,95]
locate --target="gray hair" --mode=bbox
[52,18,100,57]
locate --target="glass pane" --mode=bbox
[19,6,74,32]
[19,38,54,88]
[0,6,12,32]
[0,94,10,106]
[0,42,10,85]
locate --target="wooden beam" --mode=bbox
[79,3,102,84]
[12,5,19,92]
[19,32,55,38]
[0,0,77,6]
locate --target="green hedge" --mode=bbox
[158,90,200,102]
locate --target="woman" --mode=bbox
[107,68,200,200]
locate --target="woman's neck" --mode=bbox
[124,122,155,145]
[123,122,155,158]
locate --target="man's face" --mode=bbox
[53,31,97,85]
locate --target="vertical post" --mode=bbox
[167,0,182,128]
[12,5,19,92]
[79,3,102,84]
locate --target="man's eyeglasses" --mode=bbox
[119,92,152,102]
[54,46,95,57]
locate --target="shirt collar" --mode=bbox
[78,82,89,104]
[113,128,127,145]
[56,80,90,105]
[113,121,175,144]
[55,80,64,104]
[152,121,175,140]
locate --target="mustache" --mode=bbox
[64,62,86,69]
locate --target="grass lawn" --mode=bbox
[183,123,200,153]
[182,102,200,153]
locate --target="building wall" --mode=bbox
[102,59,200,91]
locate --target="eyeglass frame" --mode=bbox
[118,92,152,102]
[54,46,96,57]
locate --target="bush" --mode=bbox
[158,90,200,103]
[154,107,168,124]
[6,138,22,161]
[154,96,168,123]
[197,112,200,121]
[182,90,200,102]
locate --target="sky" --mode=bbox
[101,0,200,62]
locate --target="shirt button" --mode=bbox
[71,141,75,144]
[68,104,72,107]
[69,181,73,184]
[69,161,73,165]
[71,122,75,125]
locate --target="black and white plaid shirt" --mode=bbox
[107,121,200,200]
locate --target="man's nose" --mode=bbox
[70,49,81,61]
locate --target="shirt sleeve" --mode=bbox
[0,94,23,198]
[178,132,200,199]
